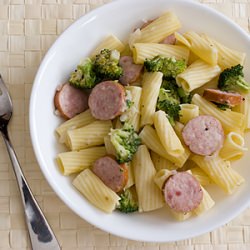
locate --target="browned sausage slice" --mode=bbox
[182,115,224,156]
[88,81,125,120]
[163,172,203,213]
[92,156,128,193]
[203,89,244,106]
[54,83,88,119]
[119,56,143,85]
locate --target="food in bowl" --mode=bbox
[53,10,249,221]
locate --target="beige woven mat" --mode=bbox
[0,0,250,249]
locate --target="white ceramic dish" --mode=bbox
[29,0,250,242]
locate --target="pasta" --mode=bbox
[120,86,142,132]
[219,132,248,161]
[154,110,184,157]
[133,43,190,64]
[179,104,199,124]
[183,31,218,65]
[56,109,96,143]
[139,125,190,168]
[135,11,181,43]
[73,169,120,213]
[150,151,177,171]
[191,155,245,194]
[192,93,246,132]
[67,120,112,151]
[132,145,164,212]
[57,146,106,175]
[90,34,125,57]
[201,34,246,70]
[176,59,221,92]
[140,72,163,127]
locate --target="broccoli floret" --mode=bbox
[117,188,138,213]
[157,88,181,126]
[69,58,96,89]
[94,49,123,80]
[110,123,141,163]
[218,64,250,93]
[177,87,193,104]
[161,78,180,98]
[144,56,186,79]
[214,103,231,111]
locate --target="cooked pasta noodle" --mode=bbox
[73,169,120,213]
[133,43,190,64]
[132,145,164,212]
[57,146,106,175]
[192,155,245,194]
[140,72,163,127]
[219,132,248,161]
[176,59,221,92]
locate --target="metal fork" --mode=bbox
[0,75,61,250]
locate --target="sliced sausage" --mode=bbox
[54,82,88,119]
[182,115,224,156]
[203,89,244,106]
[119,56,143,85]
[163,172,203,213]
[160,34,176,45]
[92,156,128,193]
[88,81,125,120]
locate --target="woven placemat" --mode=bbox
[0,0,250,249]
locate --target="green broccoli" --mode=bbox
[157,88,181,126]
[69,58,96,89]
[117,188,138,213]
[214,103,231,111]
[144,55,186,79]
[218,64,250,93]
[110,123,141,164]
[161,78,180,99]
[177,87,193,104]
[94,49,123,80]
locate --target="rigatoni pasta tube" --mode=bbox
[193,186,215,215]
[184,31,218,65]
[120,86,142,132]
[176,59,221,92]
[150,151,177,171]
[140,72,163,127]
[137,11,181,43]
[73,169,120,213]
[132,145,164,212]
[67,120,112,151]
[104,135,117,156]
[233,94,250,130]
[139,125,190,168]
[179,104,199,124]
[57,147,106,175]
[192,155,245,194]
[219,132,248,161]
[191,167,212,186]
[154,169,174,190]
[90,34,125,57]
[202,34,246,70]
[192,93,245,132]
[133,43,190,64]
[154,110,184,157]
[56,109,96,143]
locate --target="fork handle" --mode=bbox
[1,130,61,250]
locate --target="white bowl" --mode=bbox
[29,0,250,242]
